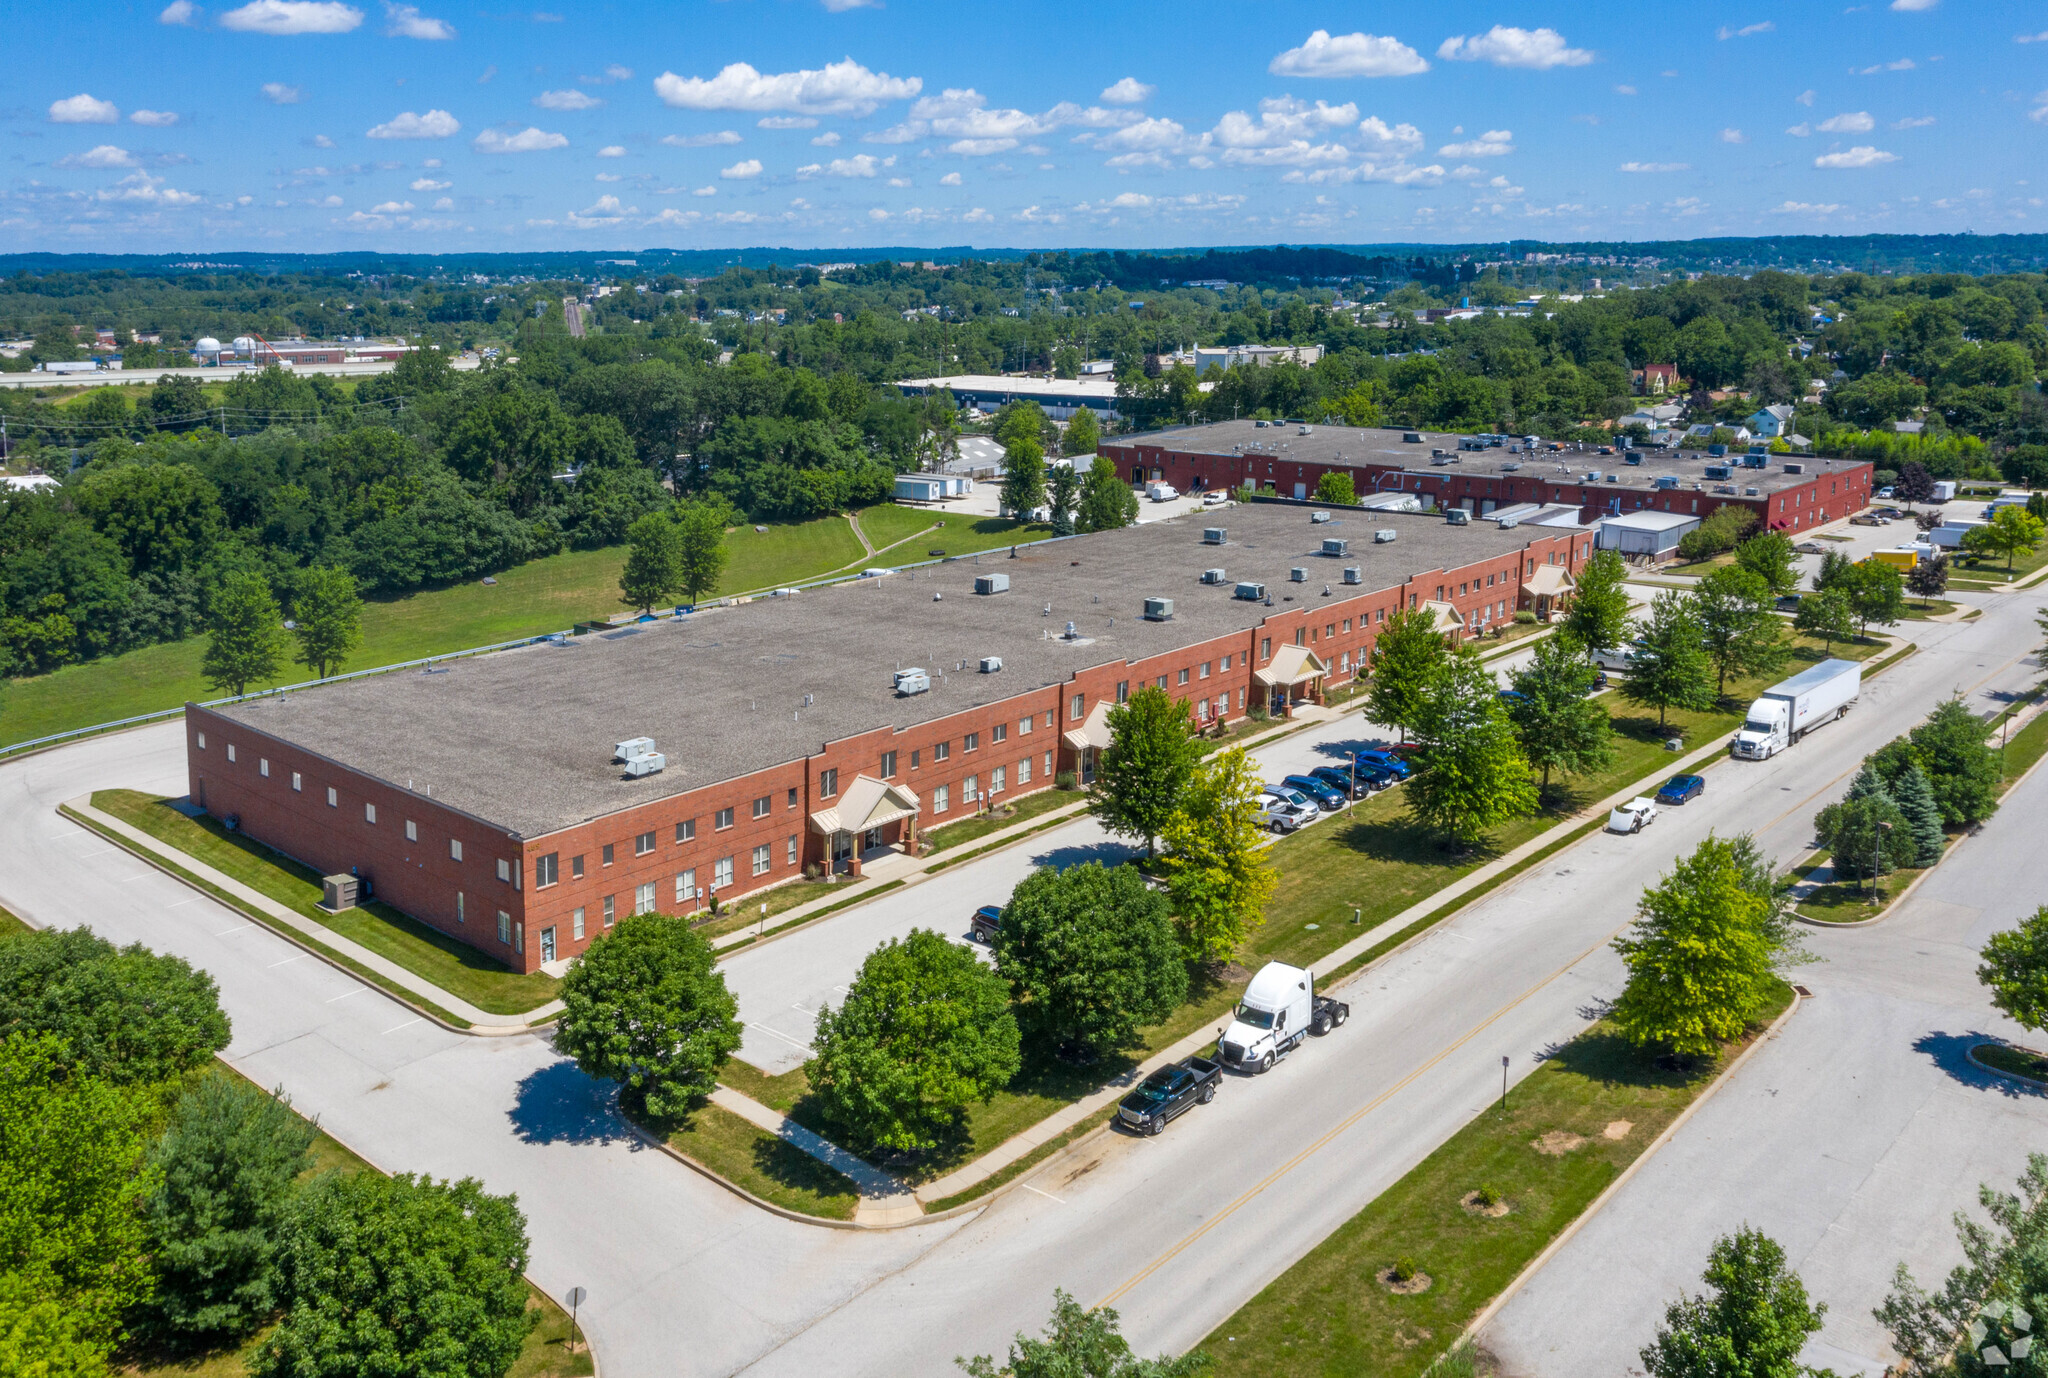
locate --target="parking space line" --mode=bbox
[748,1021,811,1050]
[382,1018,423,1036]
[1022,1183,1066,1204]
[214,923,257,938]
[324,988,364,1003]
[166,898,200,908]
[268,954,307,968]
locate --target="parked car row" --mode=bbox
[1258,744,1422,833]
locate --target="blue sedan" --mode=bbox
[1282,774,1348,811]
[1656,774,1705,805]
[1309,765,1372,800]
[1354,749,1412,780]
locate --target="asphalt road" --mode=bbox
[1,579,2033,1378]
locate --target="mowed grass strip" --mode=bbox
[1201,983,1796,1378]
[0,904,30,939]
[662,1101,860,1221]
[920,787,1082,855]
[91,789,558,1016]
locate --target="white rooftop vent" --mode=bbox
[1374,529,1398,543]
[1497,516,1520,530]
[612,737,657,763]
[1235,581,1266,601]
[979,656,1002,674]
[1342,566,1362,585]
[1445,508,1471,526]
[1310,510,1332,524]
[1298,424,1314,435]
[973,573,1010,595]
[1289,567,1307,583]
[1201,568,1227,585]
[894,668,931,696]
[1142,597,1174,621]
[1203,527,1227,544]
[622,751,666,778]
[1321,537,1348,557]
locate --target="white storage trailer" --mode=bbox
[1731,659,1861,760]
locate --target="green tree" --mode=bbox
[674,499,730,605]
[1694,567,1788,695]
[1908,696,2002,825]
[1811,548,1855,596]
[1312,470,1357,505]
[1001,437,1048,519]
[1047,461,1080,538]
[1077,455,1138,532]
[1619,592,1717,729]
[1365,604,1450,741]
[806,930,1021,1155]
[1877,1154,2048,1378]
[1090,685,1201,856]
[1963,505,2045,574]
[144,1076,316,1346]
[0,1273,112,1378]
[1977,906,2048,1037]
[553,913,742,1121]
[289,565,361,680]
[1904,552,1949,606]
[1405,649,1538,848]
[72,463,223,576]
[1640,1227,1826,1378]
[993,862,1186,1057]
[957,1289,1209,1378]
[1891,763,1946,867]
[1676,505,1757,563]
[1815,778,1914,895]
[1611,834,1781,1059]
[200,571,285,698]
[0,1035,156,1349]
[1733,530,1799,598]
[1158,746,1278,965]
[1843,560,1905,638]
[1792,588,1854,652]
[0,927,229,1086]
[619,508,685,613]
[1062,407,1100,458]
[257,1172,534,1378]
[1506,636,1615,801]
[1560,548,1632,654]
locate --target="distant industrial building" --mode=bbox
[897,374,1119,420]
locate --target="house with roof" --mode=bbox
[1630,363,1680,395]
[1747,404,1796,438]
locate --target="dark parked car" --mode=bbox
[1348,758,1398,789]
[1354,748,1412,779]
[969,905,1003,944]
[1588,669,1610,692]
[1282,773,1347,811]
[1117,1056,1221,1135]
[1656,774,1705,806]
[1309,765,1372,800]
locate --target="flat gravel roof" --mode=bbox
[212,503,1537,839]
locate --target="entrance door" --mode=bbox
[863,826,883,851]
[832,831,854,871]
[1293,482,1308,499]
[539,926,556,962]
[1080,749,1096,786]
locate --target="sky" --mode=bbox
[4,0,2045,254]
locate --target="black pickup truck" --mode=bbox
[1117,1056,1222,1136]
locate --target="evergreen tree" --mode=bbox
[1641,1228,1826,1378]
[1000,437,1048,518]
[1560,548,1631,653]
[1793,587,1854,651]
[620,508,684,613]
[1159,746,1278,965]
[1076,455,1137,532]
[1405,649,1539,848]
[289,565,362,681]
[200,571,285,698]
[1365,604,1450,741]
[1619,592,1717,729]
[1047,462,1080,537]
[1815,768,1916,888]
[1891,763,1946,866]
[1090,686,1201,855]
[1506,635,1615,801]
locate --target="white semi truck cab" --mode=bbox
[1731,659,1862,760]
[1217,962,1349,1074]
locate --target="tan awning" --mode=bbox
[1525,565,1575,597]
[810,776,921,835]
[1062,701,1113,752]
[1418,600,1466,631]
[1254,643,1329,688]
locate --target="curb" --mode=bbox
[625,1118,868,1232]
[1460,989,1804,1348]
[1965,1042,2048,1091]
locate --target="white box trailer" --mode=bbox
[1731,659,1861,760]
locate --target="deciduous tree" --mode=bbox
[1733,530,1799,598]
[1560,548,1632,655]
[1312,471,1356,505]
[1877,1153,2048,1378]
[1091,685,1201,856]
[0,927,229,1086]
[1364,604,1449,741]
[1047,461,1080,537]
[1640,1227,1826,1378]
[1000,437,1048,519]
[1619,592,1716,728]
[1904,552,1949,606]
[1062,407,1100,458]
[1506,636,1615,801]
[288,565,361,681]
[620,508,685,613]
[200,571,284,698]
[1405,649,1538,848]
[1963,505,2045,575]
[1077,455,1138,532]
[1611,834,1782,1058]
[994,862,1186,1057]
[957,1289,1209,1378]
[1978,906,2048,1036]
[674,499,730,605]
[1159,746,1278,965]
[1908,696,2002,825]
[1792,587,1854,652]
[1843,560,1905,638]
[1694,566,1788,695]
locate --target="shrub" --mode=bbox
[1475,1184,1504,1208]
[1513,609,1537,624]
[1391,1257,1419,1282]
[1055,771,1078,791]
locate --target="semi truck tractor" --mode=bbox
[1217,962,1349,1074]
[1731,659,1861,760]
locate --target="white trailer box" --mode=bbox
[1732,659,1861,760]
[1930,480,1958,502]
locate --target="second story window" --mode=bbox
[881,750,897,778]
[820,768,838,798]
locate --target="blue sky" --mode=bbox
[5,0,2044,252]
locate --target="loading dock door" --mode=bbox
[1293,482,1307,499]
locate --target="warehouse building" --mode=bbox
[897,374,1120,420]
[186,503,1601,975]
[1100,421,1873,535]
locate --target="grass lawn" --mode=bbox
[0,903,29,938]
[1974,1042,2048,1083]
[1948,543,2048,587]
[1786,852,1926,924]
[1995,703,2048,786]
[92,789,558,1016]
[1899,598,1960,620]
[661,1101,860,1220]
[853,505,1056,564]
[921,786,1082,855]
[1201,983,1795,1378]
[124,1061,593,1378]
[690,875,845,939]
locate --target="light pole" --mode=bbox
[1870,819,1893,904]
[1500,1055,1511,1113]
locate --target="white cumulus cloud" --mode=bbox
[653,58,919,117]
[1818,111,1875,132]
[1717,21,1774,38]
[474,126,567,153]
[370,199,414,213]
[597,144,625,157]
[367,109,459,139]
[1356,116,1424,152]
[692,185,716,196]
[60,145,138,168]
[1101,77,1155,104]
[130,110,180,126]
[1772,200,1843,213]
[1815,145,1898,167]
[939,170,961,185]
[720,158,763,178]
[262,82,302,104]
[796,153,891,177]
[1619,160,1689,172]
[1890,0,1936,9]
[50,94,119,124]
[535,89,601,110]
[661,130,742,147]
[1269,30,1428,78]
[159,0,201,23]
[220,1,363,34]
[1437,26,1592,69]
[758,115,817,129]
[384,3,453,38]
[1891,115,1935,129]
[1438,129,1513,157]
[410,176,450,189]
[97,171,201,205]
[1721,127,1746,143]
[811,131,840,145]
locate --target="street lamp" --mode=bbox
[1870,820,1893,905]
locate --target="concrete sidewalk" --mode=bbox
[61,795,560,1032]
[708,1087,922,1226]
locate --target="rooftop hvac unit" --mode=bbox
[1289,567,1307,583]
[1605,473,1623,483]
[1497,517,1520,529]
[1234,581,1266,601]
[1321,537,1349,557]
[1374,529,1398,543]
[1715,484,1738,495]
[1342,566,1362,584]
[1143,597,1174,621]
[973,573,1010,595]
[612,737,656,763]
[1203,527,1227,545]
[1653,476,1680,490]
[1704,465,1732,480]
[1502,461,1522,471]
[1445,508,1471,526]
[1584,471,1602,483]
[979,656,1002,674]
[1745,486,1761,496]
[622,751,666,778]
[1310,510,1332,524]
[1201,568,1227,585]
[1783,462,1805,474]
[894,668,931,696]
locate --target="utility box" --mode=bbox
[1142,597,1174,621]
[973,573,1010,595]
[1321,538,1349,557]
[1201,568,1227,585]
[1374,529,1398,543]
[895,668,931,695]
[1235,581,1266,601]
[1310,511,1332,524]
[622,752,666,777]
[1289,567,1307,583]
[979,656,1003,673]
[1203,527,1227,545]
[1342,566,1362,584]
[321,874,359,913]
[1445,508,1471,526]
[612,737,656,763]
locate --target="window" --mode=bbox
[573,908,586,941]
[197,732,206,750]
[630,831,651,856]
[635,882,655,915]
[291,772,301,792]
[1044,711,1055,729]
[496,911,510,945]
[819,768,838,798]
[227,744,237,763]
[571,854,584,880]
[1342,620,1351,634]
[405,820,418,843]
[1044,750,1053,774]
[714,808,734,831]
[1156,676,1167,690]
[364,803,377,825]
[752,844,771,877]
[714,856,734,889]
[603,895,615,927]
[1019,716,1032,736]
[992,723,1007,744]
[1200,661,1211,679]
[1018,755,1031,785]
[1116,680,1130,703]
[787,787,799,810]
[753,795,772,819]
[964,733,979,752]
[327,787,338,808]
[676,870,696,903]
[787,834,798,865]
[881,750,897,778]
[535,853,558,888]
[456,891,465,924]
[1261,637,1272,660]
[602,843,615,866]
[1223,654,1233,670]
[911,749,922,769]
[1071,693,1085,720]
[934,741,951,762]
[496,858,512,883]
[992,766,1006,795]
[259,758,270,778]
[1325,624,1335,639]
[934,784,950,814]
[450,838,463,862]
[1294,629,1305,647]
[964,774,980,803]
